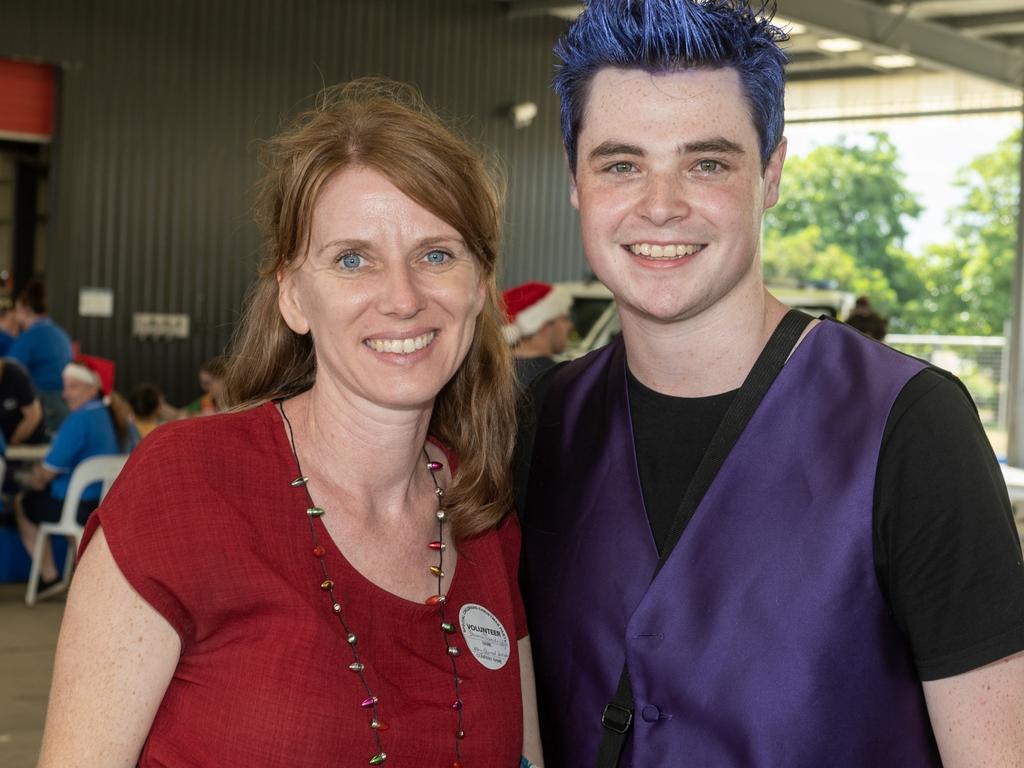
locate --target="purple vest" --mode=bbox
[520,320,942,767]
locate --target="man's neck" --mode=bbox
[621,288,790,398]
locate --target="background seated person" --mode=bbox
[0,358,45,447]
[183,355,227,416]
[0,302,20,355]
[845,295,889,341]
[128,383,179,439]
[13,356,133,597]
[9,280,73,434]
[502,281,573,388]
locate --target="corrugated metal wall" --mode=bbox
[0,0,586,403]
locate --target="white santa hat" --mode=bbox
[501,282,572,345]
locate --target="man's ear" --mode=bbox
[567,150,580,211]
[277,267,310,335]
[763,137,787,210]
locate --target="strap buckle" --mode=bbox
[601,702,634,734]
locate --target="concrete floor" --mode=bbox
[0,582,64,768]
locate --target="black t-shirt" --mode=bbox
[515,362,1024,681]
[0,359,45,444]
[514,356,557,390]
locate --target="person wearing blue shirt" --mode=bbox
[13,357,132,597]
[0,305,20,356]
[8,280,73,433]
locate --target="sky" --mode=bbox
[784,113,1021,255]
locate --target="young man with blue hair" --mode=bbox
[516,1,1024,765]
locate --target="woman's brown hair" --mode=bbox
[224,78,516,541]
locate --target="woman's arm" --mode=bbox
[519,635,544,767]
[24,462,56,490]
[10,399,42,444]
[37,527,181,768]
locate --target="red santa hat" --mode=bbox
[501,281,572,345]
[62,354,115,396]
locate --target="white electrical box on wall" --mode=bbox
[79,287,114,317]
[132,312,190,339]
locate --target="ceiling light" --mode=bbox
[816,37,864,53]
[773,15,807,35]
[873,53,917,69]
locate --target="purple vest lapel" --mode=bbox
[520,320,942,767]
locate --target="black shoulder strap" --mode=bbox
[594,310,814,768]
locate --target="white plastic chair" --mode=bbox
[25,454,129,606]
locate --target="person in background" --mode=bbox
[846,295,889,341]
[128,383,179,439]
[0,302,20,355]
[13,355,133,599]
[183,355,228,415]
[516,1,1024,765]
[502,281,573,387]
[0,357,45,446]
[8,279,73,433]
[38,78,542,768]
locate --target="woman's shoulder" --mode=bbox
[99,401,290,527]
[122,402,283,482]
[144,401,278,452]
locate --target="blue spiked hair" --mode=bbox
[554,0,788,173]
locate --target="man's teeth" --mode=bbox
[366,332,436,354]
[629,243,703,259]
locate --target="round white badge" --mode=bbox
[458,603,511,670]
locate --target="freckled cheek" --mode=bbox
[580,188,634,227]
[694,186,749,224]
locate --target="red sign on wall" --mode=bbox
[0,59,56,141]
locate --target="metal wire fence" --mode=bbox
[887,334,1008,454]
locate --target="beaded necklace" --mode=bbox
[278,401,466,767]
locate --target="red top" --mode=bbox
[82,402,527,767]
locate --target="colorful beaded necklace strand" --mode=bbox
[278,401,466,767]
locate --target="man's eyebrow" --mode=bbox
[683,138,745,155]
[586,138,746,162]
[587,141,645,161]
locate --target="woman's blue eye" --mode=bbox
[424,250,450,264]
[340,253,363,270]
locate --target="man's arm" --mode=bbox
[10,399,42,444]
[923,651,1024,766]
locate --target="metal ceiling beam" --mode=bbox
[885,0,1024,18]
[778,0,1024,88]
[966,22,1024,37]
[993,33,1024,46]
[931,11,1024,33]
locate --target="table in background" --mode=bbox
[5,444,50,462]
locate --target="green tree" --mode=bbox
[902,130,1019,335]
[898,243,969,333]
[762,227,897,309]
[950,130,1017,335]
[765,132,924,303]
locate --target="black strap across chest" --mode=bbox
[594,309,814,768]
